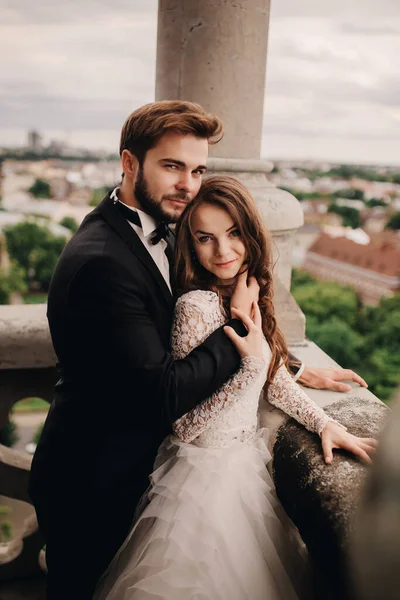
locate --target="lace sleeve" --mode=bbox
[171,291,266,443]
[266,363,346,436]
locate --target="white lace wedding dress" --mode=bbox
[94,291,339,600]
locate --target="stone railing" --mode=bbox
[260,341,388,600]
[0,304,55,591]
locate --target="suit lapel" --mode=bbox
[97,193,174,310]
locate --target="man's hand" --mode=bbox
[298,366,368,392]
[230,271,259,318]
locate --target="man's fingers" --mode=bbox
[331,369,368,388]
[326,379,352,393]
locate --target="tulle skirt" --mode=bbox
[94,430,309,600]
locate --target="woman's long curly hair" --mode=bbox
[174,175,288,387]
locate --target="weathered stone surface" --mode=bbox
[0,445,45,582]
[0,305,55,370]
[272,397,388,600]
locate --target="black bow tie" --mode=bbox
[117,201,173,246]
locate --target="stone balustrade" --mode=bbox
[0,302,388,599]
[0,304,55,594]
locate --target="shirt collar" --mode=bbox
[111,186,158,238]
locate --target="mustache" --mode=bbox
[163,193,191,202]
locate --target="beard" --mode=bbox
[134,167,190,224]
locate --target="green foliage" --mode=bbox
[364,198,386,208]
[328,203,361,228]
[4,221,67,292]
[0,505,10,517]
[0,521,12,543]
[32,423,44,445]
[333,188,365,200]
[306,316,364,367]
[0,262,27,304]
[291,271,400,403]
[13,397,49,412]
[385,212,400,230]
[292,280,360,327]
[29,178,51,199]
[90,187,110,207]
[0,421,19,447]
[59,216,79,233]
[291,268,316,287]
[23,293,48,304]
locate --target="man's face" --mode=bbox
[134,132,209,223]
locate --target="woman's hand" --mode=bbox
[321,421,378,465]
[224,302,264,360]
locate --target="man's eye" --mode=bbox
[230,229,241,237]
[166,164,178,170]
[193,170,204,177]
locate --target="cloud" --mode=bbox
[0,0,398,164]
[263,8,400,161]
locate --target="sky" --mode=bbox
[0,0,399,165]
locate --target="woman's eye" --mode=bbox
[198,235,211,243]
[230,229,241,238]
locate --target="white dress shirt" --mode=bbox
[111,187,171,292]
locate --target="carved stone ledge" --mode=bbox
[0,445,44,582]
[272,397,387,600]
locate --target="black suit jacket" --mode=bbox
[29,193,244,574]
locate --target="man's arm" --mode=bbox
[68,256,244,423]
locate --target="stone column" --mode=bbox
[156,0,305,342]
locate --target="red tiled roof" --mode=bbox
[308,232,400,277]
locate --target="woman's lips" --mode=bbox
[215,259,237,268]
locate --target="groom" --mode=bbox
[29,100,366,599]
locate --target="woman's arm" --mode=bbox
[172,292,265,443]
[266,364,377,463]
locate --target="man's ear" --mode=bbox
[121,150,139,180]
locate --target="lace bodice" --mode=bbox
[171,290,337,448]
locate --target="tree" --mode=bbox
[365,198,386,208]
[4,222,67,291]
[29,178,51,199]
[0,420,19,447]
[306,316,364,367]
[333,188,364,201]
[0,521,12,543]
[385,212,400,230]
[292,280,360,327]
[32,423,44,445]
[59,216,79,233]
[0,262,27,304]
[90,186,110,207]
[328,203,361,228]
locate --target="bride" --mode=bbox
[94,176,377,600]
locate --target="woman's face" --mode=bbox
[191,203,247,284]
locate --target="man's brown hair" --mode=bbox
[119,100,223,163]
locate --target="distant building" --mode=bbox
[304,229,400,304]
[27,130,43,152]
